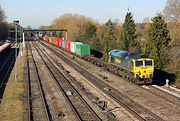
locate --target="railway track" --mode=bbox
[26,42,52,121]
[33,42,102,121]
[39,41,166,121]
[41,40,180,100]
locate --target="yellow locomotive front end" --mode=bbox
[133,58,154,84]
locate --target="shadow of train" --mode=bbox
[91,49,103,58]
[152,68,176,86]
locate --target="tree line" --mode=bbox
[0,6,24,41]
[50,0,179,83]
[50,13,171,69]
[0,0,179,83]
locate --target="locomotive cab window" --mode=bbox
[135,61,143,67]
[145,60,152,66]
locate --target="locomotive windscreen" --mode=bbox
[135,61,143,67]
[145,60,152,66]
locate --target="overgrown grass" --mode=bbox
[0,50,27,121]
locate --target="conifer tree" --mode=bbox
[91,35,102,51]
[84,23,97,39]
[119,12,140,53]
[79,22,97,44]
[103,19,117,61]
[146,14,171,70]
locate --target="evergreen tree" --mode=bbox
[103,19,117,61]
[119,12,140,53]
[91,35,102,51]
[146,14,171,70]
[84,23,97,39]
[79,22,97,44]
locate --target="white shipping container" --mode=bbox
[70,42,82,53]
[70,42,75,53]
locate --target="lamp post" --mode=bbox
[14,20,19,82]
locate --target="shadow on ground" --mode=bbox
[0,48,19,102]
[152,68,176,86]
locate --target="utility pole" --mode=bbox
[14,20,19,82]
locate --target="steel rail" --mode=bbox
[40,41,165,121]
[33,42,101,121]
[26,42,52,121]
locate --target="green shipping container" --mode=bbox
[76,44,90,56]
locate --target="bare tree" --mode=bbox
[163,0,180,82]
[50,13,99,41]
[163,0,180,41]
[163,0,180,22]
[0,6,6,22]
[0,6,8,40]
[142,17,150,23]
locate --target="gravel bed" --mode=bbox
[31,42,78,121]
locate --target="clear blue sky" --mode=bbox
[0,0,166,28]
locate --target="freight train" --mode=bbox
[42,35,154,84]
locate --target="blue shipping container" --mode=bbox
[62,41,66,49]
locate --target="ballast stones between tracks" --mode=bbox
[39,41,168,121]
[32,42,101,121]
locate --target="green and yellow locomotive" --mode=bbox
[108,49,154,84]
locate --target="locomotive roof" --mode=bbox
[109,49,148,60]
